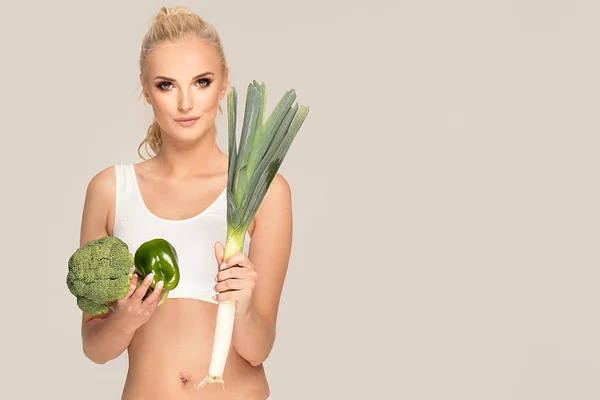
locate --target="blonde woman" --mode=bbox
[78,6,291,399]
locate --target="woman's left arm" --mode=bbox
[213,174,293,366]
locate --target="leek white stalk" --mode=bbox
[195,81,309,389]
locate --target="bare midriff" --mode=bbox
[121,298,269,400]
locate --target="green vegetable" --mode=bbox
[66,236,181,315]
[196,81,309,389]
[134,238,180,306]
[66,236,134,316]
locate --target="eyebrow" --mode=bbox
[153,72,214,81]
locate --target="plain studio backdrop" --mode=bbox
[1,0,599,399]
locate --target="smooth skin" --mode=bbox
[79,37,293,400]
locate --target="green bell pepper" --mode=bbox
[134,238,180,305]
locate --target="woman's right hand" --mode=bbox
[111,272,164,331]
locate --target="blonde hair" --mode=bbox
[137,6,229,159]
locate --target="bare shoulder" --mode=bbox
[247,174,291,236]
[267,173,292,204]
[84,165,116,221]
[80,165,117,246]
[87,165,116,194]
[256,173,292,219]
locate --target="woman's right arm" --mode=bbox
[79,167,162,364]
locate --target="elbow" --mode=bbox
[83,348,105,365]
[248,357,266,367]
[247,330,276,366]
[82,343,109,365]
[90,358,109,365]
[247,348,273,367]
[85,351,109,365]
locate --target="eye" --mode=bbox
[196,78,213,88]
[156,81,173,91]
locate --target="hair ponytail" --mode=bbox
[137,118,162,160]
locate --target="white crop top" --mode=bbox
[111,163,251,304]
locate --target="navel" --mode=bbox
[179,371,188,384]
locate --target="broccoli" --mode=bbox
[66,236,134,316]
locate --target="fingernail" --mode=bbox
[212,295,217,300]
[157,280,164,288]
[214,275,218,282]
[220,262,226,270]
[147,273,154,280]
[130,266,135,273]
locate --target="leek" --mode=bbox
[195,81,309,389]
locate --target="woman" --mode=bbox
[79,6,292,400]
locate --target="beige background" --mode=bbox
[1,0,599,399]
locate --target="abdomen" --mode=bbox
[121,299,269,400]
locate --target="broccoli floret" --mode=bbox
[66,236,134,316]
[76,296,113,317]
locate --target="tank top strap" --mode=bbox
[125,163,139,188]
[114,163,139,223]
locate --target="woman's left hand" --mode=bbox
[213,240,258,318]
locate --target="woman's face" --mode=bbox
[141,37,228,146]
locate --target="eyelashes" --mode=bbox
[155,78,213,91]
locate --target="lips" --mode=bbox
[174,116,201,127]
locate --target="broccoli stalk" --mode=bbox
[66,236,134,316]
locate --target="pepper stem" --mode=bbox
[158,289,169,306]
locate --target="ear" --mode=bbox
[218,69,229,100]
[140,74,152,105]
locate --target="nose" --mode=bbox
[177,88,193,112]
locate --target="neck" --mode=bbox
[151,127,226,180]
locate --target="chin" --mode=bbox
[167,123,211,143]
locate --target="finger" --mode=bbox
[132,272,155,301]
[214,289,249,303]
[214,241,224,265]
[216,266,250,282]
[220,253,249,271]
[214,291,235,303]
[124,274,139,298]
[143,280,164,307]
[215,277,253,293]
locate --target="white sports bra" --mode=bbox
[111,163,251,304]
